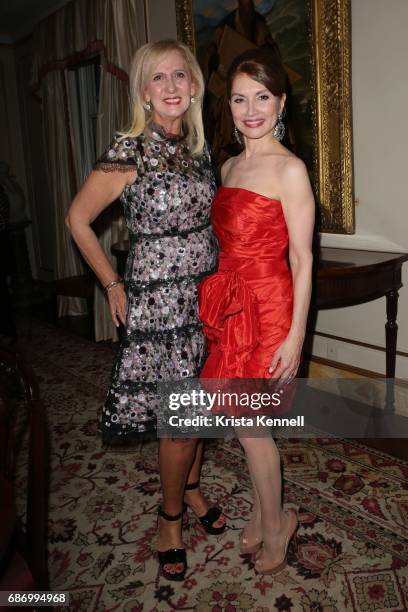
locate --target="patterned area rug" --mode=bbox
[15,318,408,611]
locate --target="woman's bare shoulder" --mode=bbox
[279,155,314,206]
[221,154,242,182]
[280,154,308,181]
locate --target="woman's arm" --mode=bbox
[65,168,135,327]
[269,157,315,379]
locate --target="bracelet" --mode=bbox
[104,278,124,293]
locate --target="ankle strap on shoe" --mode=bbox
[158,505,186,521]
[184,481,199,491]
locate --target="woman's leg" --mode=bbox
[186,438,204,484]
[240,481,262,548]
[158,438,198,573]
[238,436,291,563]
[184,440,225,528]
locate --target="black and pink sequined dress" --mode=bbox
[95,126,217,442]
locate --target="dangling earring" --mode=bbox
[143,100,151,111]
[234,127,243,146]
[190,96,195,104]
[273,112,285,141]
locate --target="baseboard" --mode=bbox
[309,333,408,379]
[308,354,382,379]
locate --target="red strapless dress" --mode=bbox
[198,186,293,381]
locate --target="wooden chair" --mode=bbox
[0,347,49,600]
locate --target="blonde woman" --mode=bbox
[66,40,225,582]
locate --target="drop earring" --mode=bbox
[273,112,285,142]
[143,100,151,111]
[190,96,195,104]
[234,127,243,146]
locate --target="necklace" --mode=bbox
[149,121,186,143]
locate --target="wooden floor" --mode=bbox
[308,361,408,461]
[357,438,408,461]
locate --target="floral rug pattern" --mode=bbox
[15,318,408,611]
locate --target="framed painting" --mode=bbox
[175,0,354,234]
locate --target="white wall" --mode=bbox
[317,0,408,377]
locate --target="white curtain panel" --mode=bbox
[42,70,85,317]
[31,0,147,337]
[65,64,98,187]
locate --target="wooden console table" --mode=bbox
[112,243,408,382]
[315,248,408,379]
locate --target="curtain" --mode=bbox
[66,64,99,186]
[32,0,147,337]
[42,70,85,316]
[93,65,131,341]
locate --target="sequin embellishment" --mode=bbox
[96,130,217,443]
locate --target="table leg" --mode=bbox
[386,289,398,377]
[385,289,399,413]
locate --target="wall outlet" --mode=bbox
[327,343,338,361]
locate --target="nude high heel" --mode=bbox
[240,538,263,555]
[239,529,262,555]
[254,509,298,575]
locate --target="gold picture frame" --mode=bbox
[175,0,354,234]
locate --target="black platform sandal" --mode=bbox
[157,506,187,581]
[184,481,226,535]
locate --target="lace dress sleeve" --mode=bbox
[94,135,143,173]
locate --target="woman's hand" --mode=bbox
[268,332,303,382]
[106,284,127,328]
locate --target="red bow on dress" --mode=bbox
[198,271,259,376]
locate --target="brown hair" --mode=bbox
[226,46,287,100]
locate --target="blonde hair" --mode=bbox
[121,39,205,156]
